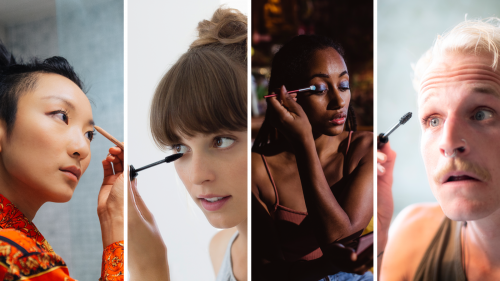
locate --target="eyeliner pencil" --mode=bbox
[95,126,124,150]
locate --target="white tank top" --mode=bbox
[215,232,238,281]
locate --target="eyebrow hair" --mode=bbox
[309,70,348,81]
[42,95,95,126]
[472,86,500,97]
[421,85,500,106]
[42,96,76,110]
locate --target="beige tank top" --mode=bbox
[413,217,467,281]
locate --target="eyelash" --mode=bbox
[50,109,94,142]
[51,109,70,124]
[86,129,96,142]
[169,136,237,153]
[421,108,495,127]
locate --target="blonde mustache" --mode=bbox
[433,158,491,184]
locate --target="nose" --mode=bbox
[438,116,469,158]
[327,88,346,110]
[189,151,215,185]
[67,130,90,160]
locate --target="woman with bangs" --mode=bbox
[128,7,247,281]
[251,35,373,280]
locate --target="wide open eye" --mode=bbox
[213,137,235,149]
[172,144,191,153]
[429,117,441,127]
[473,109,493,121]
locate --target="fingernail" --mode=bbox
[377,154,386,161]
[377,164,385,173]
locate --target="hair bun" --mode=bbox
[190,7,247,63]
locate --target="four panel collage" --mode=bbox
[0,0,499,280]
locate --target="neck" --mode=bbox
[0,163,44,221]
[466,208,500,267]
[235,218,248,243]
[313,130,349,157]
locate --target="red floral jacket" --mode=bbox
[0,194,123,281]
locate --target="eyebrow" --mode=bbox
[421,86,500,106]
[42,96,76,110]
[309,70,348,80]
[42,95,95,126]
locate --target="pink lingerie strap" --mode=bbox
[261,154,279,211]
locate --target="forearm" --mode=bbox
[99,214,124,248]
[377,231,388,279]
[293,138,352,244]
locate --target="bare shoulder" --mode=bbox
[351,131,373,147]
[209,228,238,276]
[381,203,445,281]
[345,131,373,169]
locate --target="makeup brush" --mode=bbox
[95,126,124,150]
[264,85,317,98]
[129,153,184,181]
[378,112,412,149]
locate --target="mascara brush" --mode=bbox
[129,153,183,181]
[378,112,412,149]
[264,85,318,98]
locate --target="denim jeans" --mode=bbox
[318,271,373,281]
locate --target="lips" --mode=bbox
[198,194,231,211]
[329,112,347,125]
[440,171,480,184]
[60,166,81,181]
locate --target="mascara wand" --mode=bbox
[378,112,412,149]
[130,153,184,181]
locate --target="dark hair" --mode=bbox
[150,7,247,149]
[253,35,357,151]
[0,43,84,135]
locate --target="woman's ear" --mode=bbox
[0,120,6,153]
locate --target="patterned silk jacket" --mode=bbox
[0,194,123,281]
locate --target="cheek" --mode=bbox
[300,97,327,119]
[173,162,189,186]
[81,151,91,174]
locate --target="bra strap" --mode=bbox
[346,131,353,154]
[261,155,279,211]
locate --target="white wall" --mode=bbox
[378,0,500,221]
[127,1,247,280]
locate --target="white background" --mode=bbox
[127,0,247,280]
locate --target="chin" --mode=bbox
[439,196,500,221]
[47,186,76,203]
[320,126,345,136]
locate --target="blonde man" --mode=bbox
[378,18,500,281]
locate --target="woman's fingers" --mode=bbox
[130,178,155,224]
[109,146,124,161]
[377,163,386,175]
[102,159,114,177]
[377,151,387,163]
[107,146,124,174]
[278,85,301,114]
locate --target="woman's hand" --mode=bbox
[321,243,373,275]
[377,141,396,275]
[98,146,124,248]
[267,85,313,146]
[128,176,170,281]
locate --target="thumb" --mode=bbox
[277,85,301,113]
